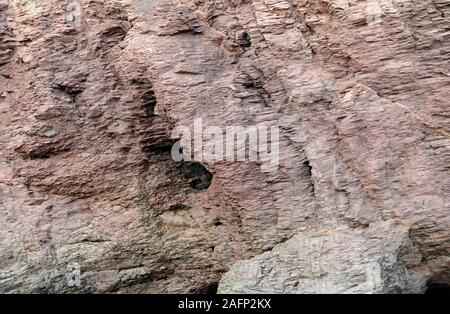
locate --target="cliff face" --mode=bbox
[0,0,449,293]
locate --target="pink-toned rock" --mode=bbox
[0,0,448,294]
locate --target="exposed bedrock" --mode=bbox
[0,0,448,293]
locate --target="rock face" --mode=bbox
[0,0,448,293]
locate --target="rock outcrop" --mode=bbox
[0,0,448,293]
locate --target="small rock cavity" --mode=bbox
[180,162,213,191]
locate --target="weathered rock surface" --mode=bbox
[0,0,449,293]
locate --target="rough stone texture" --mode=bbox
[219,221,424,293]
[0,0,449,293]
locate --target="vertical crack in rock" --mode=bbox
[302,159,315,196]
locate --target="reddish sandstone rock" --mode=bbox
[0,0,448,293]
